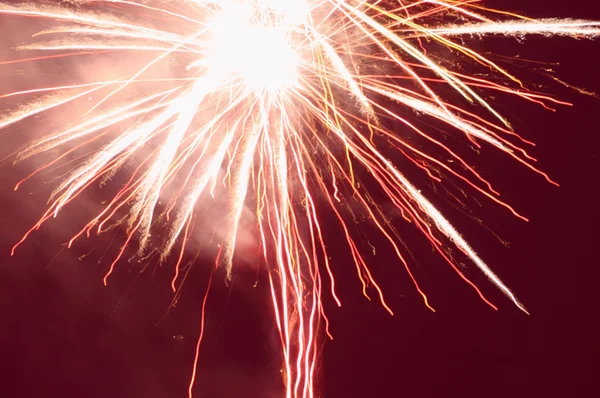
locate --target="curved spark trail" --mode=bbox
[0,1,598,397]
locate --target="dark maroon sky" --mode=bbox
[1,1,599,397]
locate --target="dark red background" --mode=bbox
[1,1,598,397]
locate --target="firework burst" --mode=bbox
[1,1,598,397]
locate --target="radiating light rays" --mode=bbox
[428,19,600,37]
[1,1,598,397]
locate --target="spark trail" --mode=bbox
[0,1,598,397]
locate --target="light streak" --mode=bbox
[0,1,598,397]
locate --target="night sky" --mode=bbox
[1,1,599,397]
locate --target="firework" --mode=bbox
[1,1,598,397]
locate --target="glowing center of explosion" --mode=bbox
[199,0,304,92]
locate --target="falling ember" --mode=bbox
[0,1,598,397]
